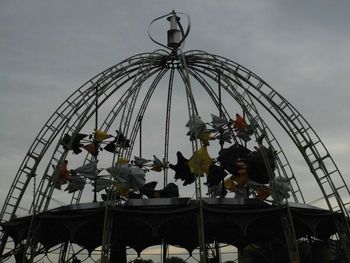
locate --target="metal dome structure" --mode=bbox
[1,11,349,263]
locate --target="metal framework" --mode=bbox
[1,11,349,263]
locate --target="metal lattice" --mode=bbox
[1,11,349,263]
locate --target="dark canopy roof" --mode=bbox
[2,198,340,255]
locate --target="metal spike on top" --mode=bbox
[148,10,191,51]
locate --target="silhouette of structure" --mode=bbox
[1,11,349,263]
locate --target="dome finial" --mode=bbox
[148,10,191,51]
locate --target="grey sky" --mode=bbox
[1,0,350,214]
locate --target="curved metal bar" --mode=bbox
[125,68,169,159]
[2,48,349,262]
[67,55,168,205]
[185,50,349,215]
[185,51,303,262]
[37,63,163,212]
[183,50,349,261]
[163,68,175,186]
[186,63,303,203]
[0,53,172,260]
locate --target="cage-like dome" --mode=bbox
[1,11,349,263]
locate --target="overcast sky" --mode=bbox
[1,0,350,217]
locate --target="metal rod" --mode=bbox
[95,85,99,135]
[218,71,223,119]
[164,68,174,187]
[162,241,168,263]
[218,71,226,200]
[93,85,99,203]
[139,116,143,158]
[178,50,207,263]
[216,71,224,259]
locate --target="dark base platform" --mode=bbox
[1,198,341,262]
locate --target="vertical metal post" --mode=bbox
[178,51,207,263]
[218,72,223,119]
[139,116,143,158]
[93,85,99,203]
[23,167,38,262]
[216,71,223,260]
[218,71,223,149]
[218,71,226,201]
[95,85,99,137]
[59,242,69,262]
[164,69,174,187]
[162,240,168,263]
[280,208,301,263]
[197,196,207,263]
[214,241,221,263]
